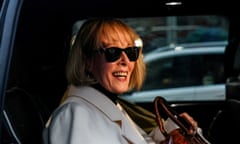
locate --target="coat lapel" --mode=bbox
[67,85,147,144]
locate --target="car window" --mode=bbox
[72,15,228,102]
[143,52,225,91]
[121,15,228,54]
[72,15,228,55]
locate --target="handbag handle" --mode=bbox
[154,96,211,144]
[154,96,191,136]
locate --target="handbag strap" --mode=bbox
[154,96,192,136]
[154,96,211,144]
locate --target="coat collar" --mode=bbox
[67,85,122,121]
[67,85,147,144]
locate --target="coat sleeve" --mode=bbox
[43,103,95,144]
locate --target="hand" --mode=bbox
[179,112,198,135]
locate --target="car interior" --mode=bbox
[1,0,240,144]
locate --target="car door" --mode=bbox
[0,0,23,140]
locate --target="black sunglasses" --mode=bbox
[94,46,140,62]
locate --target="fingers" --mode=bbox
[179,112,198,134]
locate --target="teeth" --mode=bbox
[113,72,127,76]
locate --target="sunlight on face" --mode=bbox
[92,54,135,94]
[91,30,136,94]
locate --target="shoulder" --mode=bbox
[45,99,93,127]
[55,98,95,117]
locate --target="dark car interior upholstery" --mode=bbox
[3,87,48,144]
[208,39,240,143]
[208,99,240,144]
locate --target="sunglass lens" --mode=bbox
[125,47,139,61]
[105,48,121,62]
[102,47,140,62]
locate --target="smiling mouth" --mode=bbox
[113,72,127,77]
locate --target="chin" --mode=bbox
[115,89,128,94]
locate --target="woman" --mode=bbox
[42,18,198,144]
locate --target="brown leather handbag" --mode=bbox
[154,96,211,144]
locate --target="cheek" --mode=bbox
[93,63,114,86]
[128,62,135,74]
[99,63,113,76]
[130,62,135,71]
[91,56,112,79]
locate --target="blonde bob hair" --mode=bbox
[66,18,146,91]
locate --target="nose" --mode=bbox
[119,52,129,65]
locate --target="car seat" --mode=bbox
[208,98,240,144]
[208,39,240,144]
[2,87,49,144]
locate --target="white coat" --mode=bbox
[43,85,177,144]
[42,85,177,144]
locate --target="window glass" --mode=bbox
[143,57,174,90]
[73,15,228,102]
[122,16,227,102]
[122,15,228,54]
[201,54,225,84]
[142,53,224,91]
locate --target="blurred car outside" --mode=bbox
[120,41,227,103]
